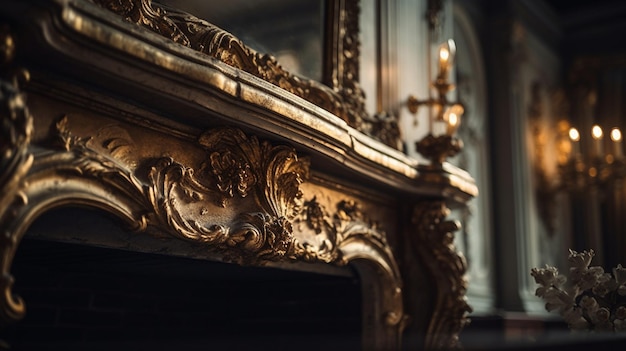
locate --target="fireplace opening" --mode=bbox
[1,209,362,350]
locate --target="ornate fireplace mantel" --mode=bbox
[0,1,477,349]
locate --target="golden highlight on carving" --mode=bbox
[48,121,311,263]
[0,42,32,324]
[90,0,402,149]
[1,104,406,330]
[411,201,471,350]
[0,2,480,348]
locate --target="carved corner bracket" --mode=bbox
[411,201,471,350]
[296,195,407,345]
[89,0,401,149]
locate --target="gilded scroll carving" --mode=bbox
[91,0,342,122]
[295,195,406,344]
[0,29,32,325]
[297,197,353,262]
[0,42,404,337]
[296,197,385,263]
[47,119,309,263]
[1,112,406,342]
[90,0,401,149]
[197,128,310,260]
[0,116,406,332]
[411,201,471,350]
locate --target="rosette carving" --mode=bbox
[196,128,310,261]
[0,114,312,324]
[47,122,310,264]
[1,111,405,347]
[411,201,471,350]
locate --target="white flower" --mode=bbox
[531,266,560,286]
[568,249,595,270]
[577,266,605,291]
[593,273,617,297]
[570,267,584,284]
[614,264,626,285]
[533,249,626,333]
[580,296,599,313]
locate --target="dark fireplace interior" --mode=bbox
[1,210,362,351]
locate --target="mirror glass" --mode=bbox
[159,0,325,81]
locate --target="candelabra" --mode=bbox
[559,125,626,190]
[407,39,465,165]
[533,122,626,235]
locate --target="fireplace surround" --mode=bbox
[0,1,477,349]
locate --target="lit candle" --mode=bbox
[611,127,623,158]
[439,46,450,79]
[591,125,603,158]
[444,104,464,136]
[569,127,580,159]
[437,39,456,80]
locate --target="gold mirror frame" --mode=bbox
[90,0,401,149]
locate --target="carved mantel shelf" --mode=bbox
[0,1,477,350]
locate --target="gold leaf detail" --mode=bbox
[91,0,402,149]
[0,74,32,325]
[411,201,471,350]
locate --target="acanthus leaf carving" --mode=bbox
[90,0,402,150]
[44,121,309,264]
[91,0,190,46]
[411,201,471,350]
[293,194,407,341]
[198,127,309,221]
[0,28,32,324]
[1,113,406,346]
[2,98,404,341]
[294,196,388,265]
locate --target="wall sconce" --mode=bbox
[534,120,626,235]
[407,39,465,164]
[559,125,626,188]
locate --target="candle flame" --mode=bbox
[439,47,450,62]
[611,128,622,142]
[592,125,603,140]
[448,113,458,127]
[569,128,580,142]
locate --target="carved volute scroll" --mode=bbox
[411,201,471,350]
[43,121,311,264]
[0,107,405,347]
[0,14,407,335]
[89,0,401,149]
[295,195,406,348]
[0,28,32,325]
[0,2,483,349]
